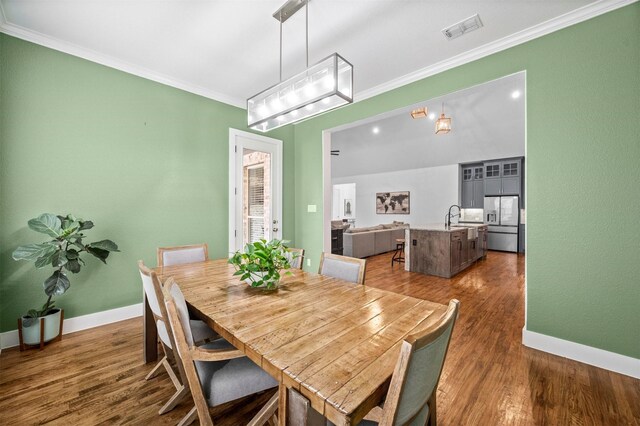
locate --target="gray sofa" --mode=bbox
[343,222,409,258]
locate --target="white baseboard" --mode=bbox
[0,303,143,350]
[522,328,640,379]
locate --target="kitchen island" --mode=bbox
[405,223,488,278]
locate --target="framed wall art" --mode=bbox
[376,191,410,214]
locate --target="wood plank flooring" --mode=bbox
[1,251,639,425]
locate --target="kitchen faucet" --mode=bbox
[445,204,461,229]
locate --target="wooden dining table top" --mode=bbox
[153,258,447,425]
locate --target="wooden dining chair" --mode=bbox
[291,299,460,426]
[138,261,218,415]
[318,252,367,285]
[287,248,305,270]
[157,243,208,267]
[163,277,279,426]
[375,299,459,426]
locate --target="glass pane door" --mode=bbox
[243,150,271,245]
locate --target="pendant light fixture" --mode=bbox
[247,0,354,132]
[410,107,428,119]
[435,102,452,134]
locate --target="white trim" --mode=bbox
[523,328,640,379]
[1,0,634,110]
[0,303,142,350]
[354,0,637,103]
[322,131,333,255]
[228,129,283,254]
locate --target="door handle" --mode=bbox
[272,228,279,232]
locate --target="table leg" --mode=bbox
[143,292,158,363]
[278,384,288,426]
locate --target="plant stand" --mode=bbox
[17,309,64,351]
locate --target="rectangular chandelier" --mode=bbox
[247,53,353,132]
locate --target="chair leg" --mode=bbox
[427,392,437,426]
[159,385,189,415]
[145,356,167,380]
[248,391,279,426]
[177,407,198,426]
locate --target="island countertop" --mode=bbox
[410,223,487,233]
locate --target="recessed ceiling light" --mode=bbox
[428,112,436,120]
[372,127,380,134]
[511,90,521,99]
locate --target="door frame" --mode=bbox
[228,128,283,255]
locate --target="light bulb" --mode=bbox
[511,90,521,99]
[428,113,436,120]
[288,91,299,105]
[372,127,380,135]
[258,105,269,117]
[322,97,331,105]
[277,115,285,122]
[305,104,314,111]
[290,110,299,117]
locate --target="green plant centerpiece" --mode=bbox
[228,239,296,290]
[12,213,119,334]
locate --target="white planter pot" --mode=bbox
[21,308,62,345]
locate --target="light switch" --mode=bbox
[307,204,317,213]
[306,259,311,266]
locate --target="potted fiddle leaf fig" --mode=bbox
[12,213,119,348]
[228,239,296,290]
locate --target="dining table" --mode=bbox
[149,258,447,425]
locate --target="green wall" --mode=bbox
[2,5,638,359]
[293,4,640,358]
[0,34,295,332]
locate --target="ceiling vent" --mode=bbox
[442,14,483,40]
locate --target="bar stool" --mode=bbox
[391,238,405,266]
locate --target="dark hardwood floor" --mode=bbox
[1,251,638,425]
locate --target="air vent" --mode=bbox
[442,14,483,40]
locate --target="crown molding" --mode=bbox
[354,0,637,103]
[0,0,636,110]
[0,4,246,108]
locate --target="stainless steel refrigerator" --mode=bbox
[484,196,519,252]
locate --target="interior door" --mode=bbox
[229,129,283,253]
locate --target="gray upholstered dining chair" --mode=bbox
[157,243,208,267]
[163,278,279,426]
[290,299,460,426]
[138,261,218,415]
[318,252,367,285]
[287,248,305,270]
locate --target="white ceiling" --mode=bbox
[331,72,525,178]
[0,0,616,108]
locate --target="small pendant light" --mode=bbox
[435,102,452,134]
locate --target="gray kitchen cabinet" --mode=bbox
[461,164,484,208]
[484,162,501,179]
[484,178,502,196]
[461,181,474,208]
[483,158,522,195]
[501,176,520,195]
[502,160,520,177]
[472,180,484,207]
